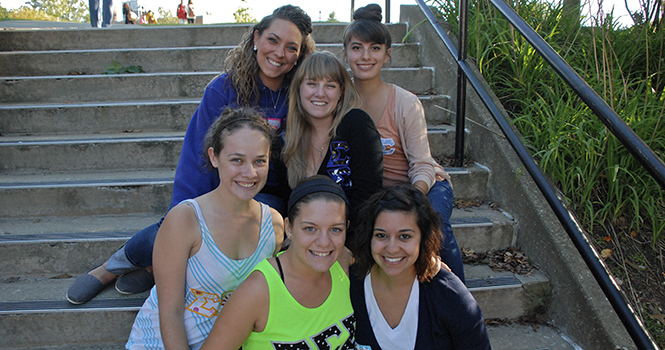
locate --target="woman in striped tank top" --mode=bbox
[125,107,284,350]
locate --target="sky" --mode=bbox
[0,0,641,26]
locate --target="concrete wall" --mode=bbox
[399,5,636,349]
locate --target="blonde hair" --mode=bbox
[222,5,315,107]
[282,51,362,189]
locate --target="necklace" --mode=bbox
[268,88,282,112]
[312,141,326,158]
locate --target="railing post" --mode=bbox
[455,0,469,167]
[385,0,391,22]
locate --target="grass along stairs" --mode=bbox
[0,21,564,349]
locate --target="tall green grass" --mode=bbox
[430,0,665,243]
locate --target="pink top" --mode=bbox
[376,85,448,191]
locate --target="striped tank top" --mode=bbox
[126,199,277,350]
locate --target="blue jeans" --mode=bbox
[89,0,113,27]
[427,180,465,283]
[106,193,286,274]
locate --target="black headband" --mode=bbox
[287,177,348,213]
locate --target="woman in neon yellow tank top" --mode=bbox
[200,176,356,350]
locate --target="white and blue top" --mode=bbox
[126,199,277,350]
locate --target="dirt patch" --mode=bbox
[589,224,665,348]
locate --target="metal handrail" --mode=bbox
[413,0,663,348]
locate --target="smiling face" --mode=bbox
[344,36,390,82]
[253,18,303,91]
[208,127,270,202]
[285,199,347,273]
[371,210,421,279]
[299,76,342,121]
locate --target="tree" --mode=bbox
[233,0,255,23]
[157,7,177,24]
[27,0,89,22]
[326,11,339,22]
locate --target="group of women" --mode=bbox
[66,4,491,349]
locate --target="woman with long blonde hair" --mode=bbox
[282,51,383,235]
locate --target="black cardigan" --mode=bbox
[350,265,492,350]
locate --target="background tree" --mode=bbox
[233,0,255,22]
[157,7,177,24]
[27,0,89,22]
[326,11,339,22]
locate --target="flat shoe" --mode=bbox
[115,267,154,295]
[66,273,111,305]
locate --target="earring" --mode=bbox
[294,60,298,66]
[253,45,257,52]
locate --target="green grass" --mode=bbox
[430,0,665,244]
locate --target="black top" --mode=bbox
[350,265,492,350]
[275,108,383,226]
[316,108,383,223]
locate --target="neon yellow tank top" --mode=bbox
[242,258,356,349]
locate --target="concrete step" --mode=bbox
[3,324,581,350]
[0,264,550,348]
[0,68,435,104]
[487,324,580,350]
[0,164,487,217]
[452,203,515,253]
[466,264,551,320]
[0,95,451,136]
[0,23,408,51]
[0,124,459,174]
[0,203,503,276]
[0,132,183,174]
[0,43,421,77]
[0,169,173,218]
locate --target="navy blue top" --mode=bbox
[350,265,492,350]
[171,72,289,210]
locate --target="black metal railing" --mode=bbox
[413,0,665,348]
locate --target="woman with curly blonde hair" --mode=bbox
[67,5,314,305]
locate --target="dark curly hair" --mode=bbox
[342,4,392,50]
[351,185,442,282]
[224,5,315,107]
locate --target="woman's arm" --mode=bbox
[200,271,270,350]
[154,203,200,350]
[395,87,450,192]
[170,76,234,208]
[341,109,384,215]
[430,271,491,350]
[270,207,285,255]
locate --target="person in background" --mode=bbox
[200,176,355,350]
[177,0,187,24]
[350,186,491,350]
[187,0,195,24]
[281,51,383,240]
[66,5,314,305]
[126,108,284,350]
[343,4,465,282]
[89,0,113,27]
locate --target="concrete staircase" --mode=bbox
[0,21,571,349]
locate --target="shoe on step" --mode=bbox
[115,267,155,295]
[66,273,112,305]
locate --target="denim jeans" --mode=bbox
[427,180,465,283]
[89,0,113,27]
[106,193,286,274]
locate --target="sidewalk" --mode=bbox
[1,20,135,29]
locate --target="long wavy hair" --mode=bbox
[282,51,362,189]
[351,185,442,283]
[223,5,315,107]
